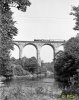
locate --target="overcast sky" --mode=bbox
[11,0,79,62]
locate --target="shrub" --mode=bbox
[13,65,30,76]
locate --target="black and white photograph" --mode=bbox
[0,0,79,100]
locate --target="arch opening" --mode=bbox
[56,45,64,53]
[10,45,19,59]
[22,44,37,58]
[40,44,54,63]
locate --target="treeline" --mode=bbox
[0,56,39,78]
[0,53,54,79]
[54,37,79,88]
[10,57,40,76]
[1,56,54,78]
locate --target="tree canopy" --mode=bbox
[0,5,18,76]
[54,5,79,86]
[64,37,79,59]
[0,0,31,77]
[54,37,79,88]
[70,6,79,30]
[21,57,39,74]
[0,0,31,12]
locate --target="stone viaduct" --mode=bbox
[13,39,65,66]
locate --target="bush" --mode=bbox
[54,52,77,88]
[2,65,13,79]
[21,57,39,74]
[13,65,30,76]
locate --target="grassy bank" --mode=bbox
[0,83,61,100]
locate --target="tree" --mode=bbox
[21,57,39,74]
[0,0,31,12]
[21,57,30,70]
[54,52,77,88]
[0,0,31,77]
[13,65,30,76]
[54,5,79,88]
[70,6,79,30]
[64,37,79,60]
[28,57,39,73]
[54,37,79,88]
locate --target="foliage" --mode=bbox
[13,64,30,76]
[54,51,78,88]
[28,57,39,73]
[0,0,31,12]
[10,57,39,74]
[0,4,17,77]
[0,0,31,77]
[70,6,79,30]
[0,83,59,100]
[35,65,47,75]
[41,62,54,72]
[54,36,79,88]
[10,57,22,65]
[64,37,79,60]
[21,57,39,74]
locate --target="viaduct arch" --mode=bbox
[13,39,65,66]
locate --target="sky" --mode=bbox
[11,0,79,62]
